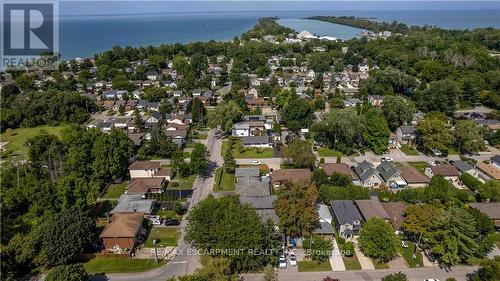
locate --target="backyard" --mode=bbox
[214,168,235,191]
[222,139,274,158]
[144,227,180,247]
[0,125,65,161]
[408,162,427,175]
[83,256,165,273]
[317,147,343,157]
[101,183,127,199]
[297,260,332,272]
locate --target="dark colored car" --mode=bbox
[165,219,180,226]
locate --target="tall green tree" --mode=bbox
[381,96,416,131]
[363,110,390,154]
[282,138,316,169]
[207,100,242,133]
[358,217,399,262]
[416,112,454,153]
[282,98,314,130]
[454,120,485,153]
[45,264,89,281]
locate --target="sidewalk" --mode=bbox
[352,237,375,270]
[330,239,346,271]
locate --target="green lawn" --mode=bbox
[342,253,362,270]
[317,147,343,157]
[221,139,274,158]
[167,175,196,190]
[297,260,332,272]
[214,168,235,191]
[83,256,165,273]
[144,227,180,247]
[448,148,459,155]
[400,145,419,156]
[408,162,427,175]
[156,210,182,220]
[0,125,65,161]
[101,183,127,199]
[372,259,389,269]
[398,241,423,268]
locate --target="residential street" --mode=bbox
[91,129,222,281]
[241,265,478,281]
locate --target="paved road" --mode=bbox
[92,129,222,281]
[241,265,478,281]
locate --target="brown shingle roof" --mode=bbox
[400,166,430,184]
[468,202,500,220]
[129,161,161,170]
[381,202,407,230]
[153,168,172,178]
[431,165,460,177]
[323,163,358,180]
[271,169,311,185]
[355,199,390,220]
[477,162,500,180]
[100,212,144,238]
[127,178,164,194]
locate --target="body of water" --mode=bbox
[58,1,500,59]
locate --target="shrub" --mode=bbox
[343,242,354,257]
[46,264,88,281]
[460,173,483,191]
[170,182,179,187]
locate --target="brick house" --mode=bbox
[100,212,144,253]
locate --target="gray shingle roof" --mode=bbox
[354,161,379,182]
[241,136,271,145]
[330,200,363,225]
[451,160,474,173]
[315,221,335,235]
[239,195,277,209]
[376,161,400,182]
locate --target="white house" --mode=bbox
[232,123,250,137]
[129,161,161,178]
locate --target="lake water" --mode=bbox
[276,18,365,40]
[58,1,500,59]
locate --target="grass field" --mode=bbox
[408,162,427,175]
[214,168,235,191]
[144,227,180,247]
[372,259,389,269]
[400,145,419,156]
[222,139,274,158]
[83,256,165,273]
[101,183,127,199]
[167,175,196,190]
[156,210,182,220]
[297,260,332,272]
[398,241,423,268]
[342,252,362,270]
[317,147,343,157]
[0,125,65,161]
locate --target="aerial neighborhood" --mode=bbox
[1,16,500,281]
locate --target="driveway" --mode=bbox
[352,237,374,270]
[330,239,346,271]
[236,157,282,170]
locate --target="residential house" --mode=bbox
[399,166,430,187]
[477,155,500,180]
[125,99,138,111]
[239,195,279,225]
[353,161,384,188]
[145,111,163,125]
[330,200,363,239]
[152,168,173,181]
[235,168,271,197]
[469,202,500,228]
[368,95,384,107]
[137,100,160,112]
[451,160,480,178]
[376,161,407,188]
[110,194,154,215]
[395,125,417,145]
[344,98,362,108]
[322,163,361,185]
[166,122,189,131]
[165,129,188,147]
[355,199,390,221]
[425,165,461,185]
[315,204,335,235]
[381,202,407,232]
[241,136,272,148]
[271,169,311,188]
[126,178,165,196]
[100,212,145,253]
[232,123,250,137]
[146,71,159,81]
[129,161,161,178]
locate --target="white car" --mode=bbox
[279,255,287,269]
[401,241,409,248]
[289,253,297,266]
[148,215,162,225]
[424,279,440,281]
[381,157,394,162]
[252,160,261,165]
[427,161,437,166]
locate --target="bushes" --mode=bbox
[342,242,354,257]
[45,264,88,281]
[460,173,483,191]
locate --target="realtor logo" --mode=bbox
[1,0,59,70]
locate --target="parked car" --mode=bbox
[359,149,366,156]
[289,253,297,266]
[149,215,162,225]
[164,219,180,226]
[401,241,409,248]
[427,161,437,166]
[424,279,440,281]
[279,255,287,269]
[381,157,394,162]
[252,160,261,165]
[313,146,318,151]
